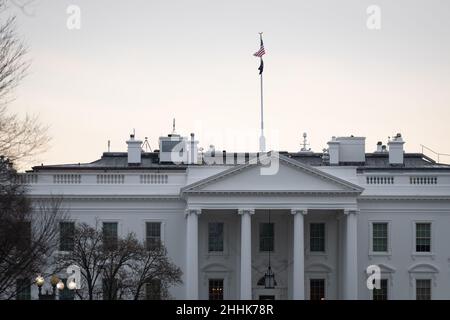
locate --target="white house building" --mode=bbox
[21,130,450,300]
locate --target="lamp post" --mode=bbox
[34,274,64,300]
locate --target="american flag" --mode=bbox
[253,36,266,57]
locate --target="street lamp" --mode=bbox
[34,274,61,300]
[56,280,65,291]
[35,275,45,295]
[67,279,77,290]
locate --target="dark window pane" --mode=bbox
[208,279,224,300]
[259,223,274,252]
[16,279,31,300]
[145,279,161,300]
[310,279,325,300]
[373,279,388,300]
[416,279,431,300]
[310,223,325,252]
[102,278,118,300]
[103,222,118,250]
[372,223,388,252]
[146,222,161,250]
[59,222,75,251]
[416,223,431,252]
[16,222,31,251]
[208,222,224,252]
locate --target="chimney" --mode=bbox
[126,134,142,165]
[188,133,199,164]
[327,137,340,165]
[375,141,383,152]
[388,133,404,165]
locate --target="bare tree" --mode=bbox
[55,224,182,300]
[54,223,107,300]
[0,157,66,299]
[0,1,49,165]
[126,244,182,300]
[101,234,141,300]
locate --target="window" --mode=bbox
[59,278,75,300]
[372,223,388,252]
[145,279,161,300]
[310,223,325,252]
[208,279,224,300]
[416,223,431,252]
[16,279,30,300]
[208,222,224,252]
[146,222,161,250]
[259,223,274,252]
[102,278,118,300]
[59,222,75,251]
[103,222,118,250]
[17,221,31,251]
[416,279,431,300]
[310,279,325,300]
[372,279,388,300]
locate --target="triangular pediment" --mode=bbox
[181,153,363,195]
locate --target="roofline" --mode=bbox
[30,166,188,172]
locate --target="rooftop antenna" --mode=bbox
[300,132,311,152]
[172,118,176,134]
[107,140,111,152]
[142,137,152,152]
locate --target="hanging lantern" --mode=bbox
[264,266,275,289]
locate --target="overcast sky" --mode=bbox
[9,0,450,168]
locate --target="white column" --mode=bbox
[238,208,254,300]
[291,209,307,300]
[344,209,359,300]
[185,208,201,299]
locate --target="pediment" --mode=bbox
[305,263,333,273]
[408,263,439,274]
[378,263,396,273]
[181,153,363,195]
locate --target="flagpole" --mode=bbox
[258,33,266,153]
[259,57,265,152]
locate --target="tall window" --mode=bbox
[208,222,224,252]
[59,222,75,251]
[208,279,224,300]
[17,221,31,251]
[372,223,388,252]
[259,223,274,252]
[145,279,161,300]
[310,279,325,300]
[416,279,431,300]
[103,222,118,250]
[16,279,31,300]
[102,278,118,300]
[59,278,75,300]
[146,222,161,250]
[372,279,388,300]
[310,223,325,252]
[416,223,431,252]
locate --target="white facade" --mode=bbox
[23,133,450,300]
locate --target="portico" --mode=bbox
[181,154,363,300]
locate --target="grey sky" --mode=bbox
[9,0,450,168]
